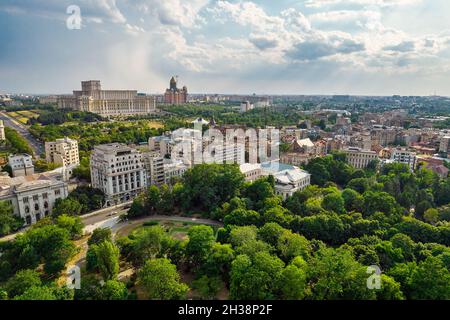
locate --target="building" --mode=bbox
[58,80,157,117]
[391,148,417,171]
[8,154,34,177]
[0,120,5,141]
[440,136,450,153]
[45,137,80,167]
[239,163,263,182]
[164,77,188,105]
[143,152,188,186]
[240,101,254,113]
[273,167,311,200]
[343,147,379,169]
[0,171,68,225]
[90,143,147,206]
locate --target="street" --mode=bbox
[0,111,44,156]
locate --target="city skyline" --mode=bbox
[1,0,450,96]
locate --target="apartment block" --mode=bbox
[45,137,80,167]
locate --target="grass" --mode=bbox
[7,110,40,125]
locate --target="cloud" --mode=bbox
[304,0,422,9]
[383,40,416,52]
[0,0,126,24]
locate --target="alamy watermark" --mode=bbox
[66,5,82,30]
[366,265,382,290]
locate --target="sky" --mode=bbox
[1,0,450,96]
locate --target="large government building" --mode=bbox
[58,80,157,117]
[164,76,188,105]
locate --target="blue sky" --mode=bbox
[1,0,450,95]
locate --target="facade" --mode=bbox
[0,172,68,225]
[240,101,254,113]
[440,136,450,153]
[239,163,263,182]
[164,77,188,105]
[273,167,311,200]
[8,154,34,177]
[90,143,147,206]
[0,120,5,141]
[391,148,417,171]
[45,137,80,167]
[343,147,379,169]
[58,80,157,117]
[143,152,188,186]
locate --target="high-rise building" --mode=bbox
[58,80,157,117]
[391,148,417,171]
[0,120,5,141]
[45,137,80,167]
[8,154,34,177]
[439,136,450,154]
[90,143,147,206]
[164,77,188,105]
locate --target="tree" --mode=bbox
[423,208,439,225]
[146,185,161,214]
[257,223,285,247]
[138,258,188,300]
[95,241,120,281]
[101,280,128,300]
[55,214,84,239]
[277,230,310,262]
[14,286,57,300]
[342,188,364,212]
[52,198,83,217]
[230,251,285,300]
[185,225,216,266]
[322,192,346,214]
[409,256,450,299]
[278,257,308,300]
[88,228,112,246]
[223,208,260,226]
[192,275,223,300]
[203,243,235,279]
[0,201,23,236]
[376,274,404,300]
[131,226,173,267]
[307,247,376,300]
[5,269,42,298]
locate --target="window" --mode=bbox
[23,197,29,203]
[55,190,61,196]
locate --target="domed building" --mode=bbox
[164,76,188,105]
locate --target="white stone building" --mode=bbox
[239,163,263,182]
[343,147,379,169]
[90,143,147,206]
[0,171,68,225]
[8,154,34,177]
[440,136,450,154]
[58,80,157,117]
[45,137,80,167]
[273,167,311,200]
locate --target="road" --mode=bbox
[0,111,44,156]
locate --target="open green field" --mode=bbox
[7,110,40,125]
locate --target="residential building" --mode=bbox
[90,143,147,206]
[0,171,68,225]
[240,101,254,113]
[58,80,157,117]
[164,77,188,105]
[45,137,80,167]
[0,120,5,141]
[391,148,417,171]
[440,136,450,153]
[343,147,379,169]
[8,154,34,177]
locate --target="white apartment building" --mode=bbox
[440,136,450,154]
[0,171,68,225]
[391,148,417,171]
[343,147,379,169]
[58,80,157,117]
[143,152,189,186]
[240,101,254,113]
[8,154,34,177]
[0,120,5,141]
[90,143,147,206]
[273,167,311,200]
[45,137,80,167]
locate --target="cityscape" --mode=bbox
[0,0,449,310]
